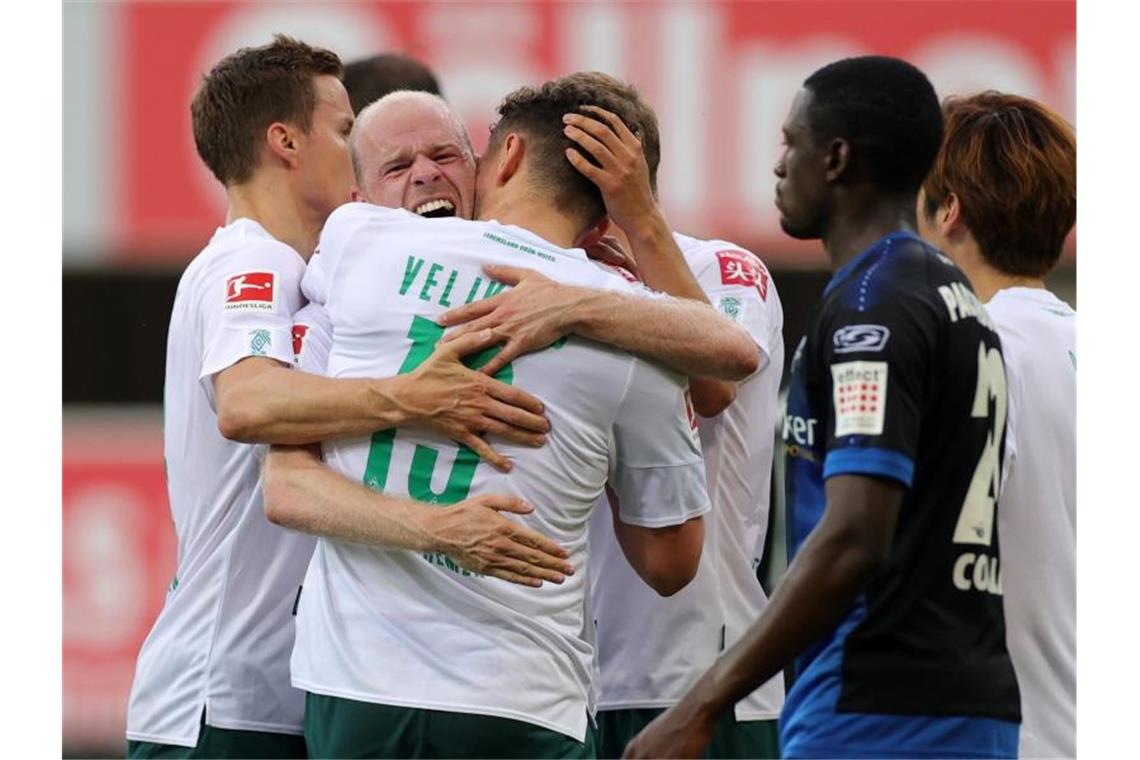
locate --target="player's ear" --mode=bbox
[937,192,968,238]
[266,121,301,169]
[825,137,850,183]
[574,216,611,250]
[496,133,525,186]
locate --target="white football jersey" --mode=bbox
[986,287,1076,758]
[291,203,711,742]
[588,232,786,721]
[127,219,316,746]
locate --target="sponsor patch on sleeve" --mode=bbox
[831,361,888,437]
[716,249,769,301]
[292,324,309,358]
[224,271,277,311]
[832,324,890,354]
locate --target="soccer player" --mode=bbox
[264,75,712,758]
[342,52,443,114]
[126,37,563,759]
[539,74,787,759]
[623,55,1022,760]
[293,89,762,387]
[917,91,1076,759]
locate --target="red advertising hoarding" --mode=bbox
[110,1,1074,265]
[63,416,174,749]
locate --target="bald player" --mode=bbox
[266,75,712,758]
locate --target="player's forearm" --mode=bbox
[623,218,746,410]
[680,517,884,719]
[218,365,414,444]
[568,293,759,381]
[624,214,709,304]
[263,445,438,552]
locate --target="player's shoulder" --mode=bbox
[673,230,767,269]
[674,230,777,305]
[325,201,414,229]
[186,219,305,298]
[831,232,967,304]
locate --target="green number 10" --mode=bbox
[362,316,513,504]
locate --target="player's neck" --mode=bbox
[967,266,1046,304]
[225,174,322,260]
[476,196,580,249]
[823,195,916,272]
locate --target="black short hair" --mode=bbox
[489,76,644,230]
[803,56,943,194]
[342,53,441,115]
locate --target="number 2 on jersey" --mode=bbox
[362,316,513,503]
[952,342,1007,546]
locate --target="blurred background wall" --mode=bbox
[62,1,1075,756]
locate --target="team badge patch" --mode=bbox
[249,329,271,357]
[292,324,309,357]
[716,249,769,301]
[224,271,276,311]
[717,296,742,322]
[831,361,888,437]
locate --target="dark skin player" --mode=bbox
[623,86,912,760]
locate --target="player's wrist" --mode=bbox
[369,375,417,429]
[622,210,674,260]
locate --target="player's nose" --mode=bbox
[410,154,443,185]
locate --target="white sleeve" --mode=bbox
[198,238,306,402]
[292,302,333,376]
[692,245,779,361]
[607,358,711,527]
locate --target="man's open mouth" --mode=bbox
[414,199,457,218]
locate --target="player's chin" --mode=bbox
[778,215,819,241]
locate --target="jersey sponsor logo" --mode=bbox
[716,249,769,301]
[225,271,276,310]
[831,361,887,437]
[832,324,890,354]
[292,324,309,357]
[783,413,818,447]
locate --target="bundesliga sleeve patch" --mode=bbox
[831,361,888,437]
[716,249,769,301]
[224,271,276,311]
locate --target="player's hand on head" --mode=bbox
[438,264,587,377]
[404,328,550,472]
[563,105,659,238]
[425,493,574,587]
[622,701,716,759]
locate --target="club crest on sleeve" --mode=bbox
[716,249,769,301]
[832,324,891,354]
[292,324,309,357]
[249,329,271,357]
[831,361,888,437]
[225,271,276,310]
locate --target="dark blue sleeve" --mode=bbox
[818,274,938,487]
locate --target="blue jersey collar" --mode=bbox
[823,230,922,298]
